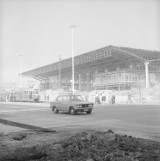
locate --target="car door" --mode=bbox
[62,95,70,111]
[56,96,64,110]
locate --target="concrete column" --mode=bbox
[144,61,150,88]
[116,68,121,91]
[87,73,90,91]
[79,74,81,91]
[105,69,108,90]
[65,77,67,90]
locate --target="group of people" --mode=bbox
[95,91,116,105]
[95,90,132,105]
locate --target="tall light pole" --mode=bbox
[58,55,61,88]
[19,54,23,89]
[70,25,77,94]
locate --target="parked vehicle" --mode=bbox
[0,91,7,102]
[14,89,40,102]
[50,94,94,115]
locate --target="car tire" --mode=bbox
[86,110,92,114]
[69,107,76,115]
[53,106,59,114]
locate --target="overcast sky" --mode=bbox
[0,0,160,84]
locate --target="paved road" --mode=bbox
[0,102,160,140]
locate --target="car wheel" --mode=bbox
[69,107,76,115]
[53,106,58,114]
[86,110,92,114]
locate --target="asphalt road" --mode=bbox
[0,102,160,140]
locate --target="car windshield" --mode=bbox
[70,95,84,101]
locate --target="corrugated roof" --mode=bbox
[22,45,160,79]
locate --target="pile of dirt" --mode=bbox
[0,130,160,161]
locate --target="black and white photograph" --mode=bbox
[0,0,160,160]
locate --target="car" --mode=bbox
[50,94,94,115]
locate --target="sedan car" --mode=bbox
[50,94,94,115]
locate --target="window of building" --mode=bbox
[102,50,105,58]
[88,54,92,61]
[132,74,135,82]
[95,52,99,59]
[125,74,128,81]
[92,52,96,61]
[129,74,132,81]
[99,52,102,59]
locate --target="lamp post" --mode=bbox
[59,55,61,88]
[19,54,23,89]
[70,25,77,94]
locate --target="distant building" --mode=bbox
[22,45,160,92]
[0,83,15,91]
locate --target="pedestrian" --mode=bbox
[111,90,116,104]
[101,92,106,104]
[29,91,32,101]
[127,90,132,104]
[95,92,100,104]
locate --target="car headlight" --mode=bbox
[89,104,93,107]
[76,104,82,108]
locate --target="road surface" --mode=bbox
[0,102,160,140]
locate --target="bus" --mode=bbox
[14,89,40,102]
[0,91,7,102]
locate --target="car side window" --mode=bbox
[70,95,77,101]
[57,96,63,101]
[63,96,69,101]
[75,95,84,101]
[70,95,74,101]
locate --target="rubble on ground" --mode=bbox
[0,130,160,161]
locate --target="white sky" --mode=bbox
[0,0,160,84]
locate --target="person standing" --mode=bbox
[127,90,132,104]
[111,90,116,104]
[101,91,106,104]
[95,92,100,104]
[29,91,32,101]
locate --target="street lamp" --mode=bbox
[70,25,77,94]
[18,54,23,89]
[58,55,62,88]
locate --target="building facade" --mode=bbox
[22,45,160,92]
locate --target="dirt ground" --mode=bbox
[0,126,160,161]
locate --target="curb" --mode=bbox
[0,102,49,107]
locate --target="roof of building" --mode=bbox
[22,45,160,80]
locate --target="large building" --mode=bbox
[22,45,160,92]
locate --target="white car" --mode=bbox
[50,94,94,115]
